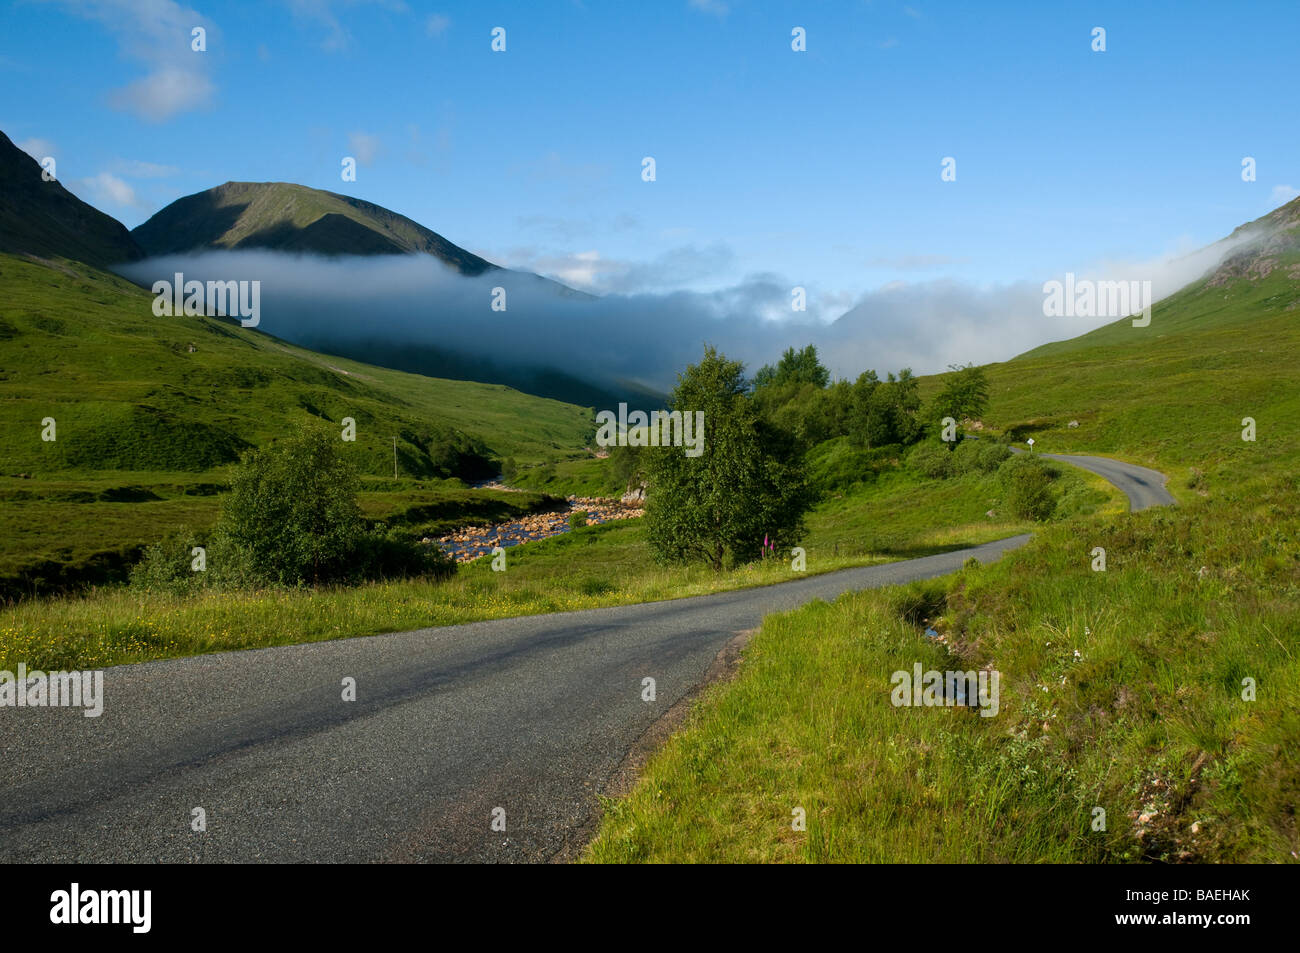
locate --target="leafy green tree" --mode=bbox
[751,363,777,390]
[753,344,830,390]
[931,362,990,423]
[646,347,811,570]
[849,368,922,448]
[889,369,923,444]
[217,424,364,584]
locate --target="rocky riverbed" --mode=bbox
[431,495,644,563]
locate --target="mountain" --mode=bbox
[1016,194,1300,360]
[125,181,652,406]
[0,130,144,267]
[1205,193,1300,288]
[0,146,599,597]
[132,181,500,274]
[952,195,1300,468]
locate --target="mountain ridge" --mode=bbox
[132,180,500,275]
[0,131,145,268]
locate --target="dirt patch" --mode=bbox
[549,627,757,863]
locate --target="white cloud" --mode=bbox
[348,131,381,166]
[485,242,736,294]
[52,0,217,121]
[77,172,144,209]
[112,158,180,178]
[286,0,410,52]
[425,13,450,37]
[1270,184,1299,207]
[17,137,57,161]
[110,67,214,122]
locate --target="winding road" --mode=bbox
[0,450,1171,863]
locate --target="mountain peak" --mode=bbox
[0,129,144,267]
[131,180,498,274]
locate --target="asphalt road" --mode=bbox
[0,452,1170,863]
[1033,452,1175,511]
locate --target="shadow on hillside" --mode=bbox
[134,195,249,254]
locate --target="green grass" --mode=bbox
[586,479,1300,864]
[585,214,1300,865]
[508,455,623,496]
[0,252,595,596]
[0,454,1116,671]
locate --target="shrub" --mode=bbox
[908,440,958,480]
[955,438,1011,474]
[128,525,209,595]
[568,510,589,530]
[646,347,812,570]
[351,524,457,583]
[132,424,460,592]
[998,454,1057,521]
[216,425,364,585]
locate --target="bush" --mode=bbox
[128,525,209,595]
[998,454,1057,521]
[805,437,899,493]
[568,510,589,531]
[351,524,457,582]
[217,425,364,585]
[955,438,1011,474]
[131,424,459,592]
[908,440,958,480]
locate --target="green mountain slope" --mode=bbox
[982,195,1300,469]
[0,131,144,268]
[0,252,595,597]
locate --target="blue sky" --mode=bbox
[2,0,1297,347]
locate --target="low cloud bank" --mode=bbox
[116,227,1262,392]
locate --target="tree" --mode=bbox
[217,424,364,585]
[645,347,811,570]
[752,344,830,390]
[932,363,990,422]
[890,369,923,444]
[849,368,922,448]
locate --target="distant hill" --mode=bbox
[1205,194,1300,289]
[133,180,500,274]
[0,130,144,268]
[1016,195,1300,360]
[125,181,656,405]
[932,195,1300,470]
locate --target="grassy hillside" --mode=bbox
[981,195,1300,475]
[0,252,595,597]
[586,204,1300,864]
